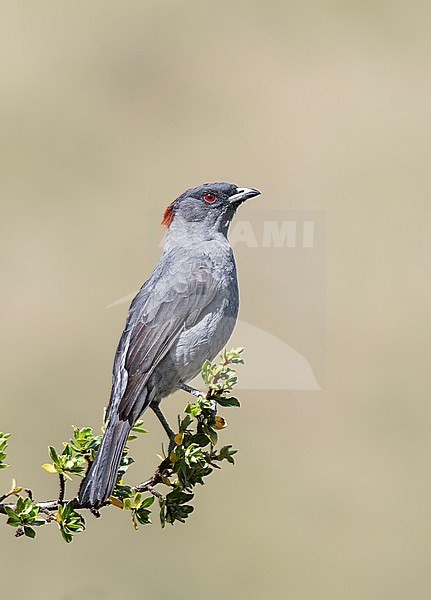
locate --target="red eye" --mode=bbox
[204,193,216,203]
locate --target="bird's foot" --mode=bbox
[209,397,217,420]
[178,381,217,425]
[177,381,205,399]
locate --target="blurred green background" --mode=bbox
[1,1,431,599]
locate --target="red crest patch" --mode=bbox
[161,206,174,228]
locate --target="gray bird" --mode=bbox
[78,182,260,507]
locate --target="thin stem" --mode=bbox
[58,474,65,504]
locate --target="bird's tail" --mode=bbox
[78,416,131,508]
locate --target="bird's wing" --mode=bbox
[106,250,220,423]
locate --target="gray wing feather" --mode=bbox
[106,250,219,423]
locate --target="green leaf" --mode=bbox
[185,403,202,417]
[42,463,58,474]
[5,507,20,527]
[205,427,218,445]
[48,446,59,464]
[141,496,155,509]
[215,396,240,407]
[57,501,85,543]
[0,432,11,469]
[131,420,147,435]
[23,526,36,539]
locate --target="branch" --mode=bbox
[0,459,169,514]
[0,348,244,541]
[0,454,172,515]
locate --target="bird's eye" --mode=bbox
[203,193,216,203]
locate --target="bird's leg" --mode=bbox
[177,381,204,398]
[150,402,175,453]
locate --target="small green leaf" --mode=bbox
[48,446,59,464]
[42,463,58,474]
[215,396,240,408]
[57,501,85,543]
[23,526,36,539]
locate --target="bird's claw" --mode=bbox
[210,398,217,420]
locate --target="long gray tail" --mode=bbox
[78,417,131,508]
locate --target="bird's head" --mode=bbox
[162,182,260,235]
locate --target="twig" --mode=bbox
[0,492,11,504]
[58,474,65,504]
[134,456,172,498]
[0,455,172,515]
